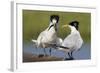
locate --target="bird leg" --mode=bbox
[38,48,45,58]
[49,48,52,56]
[68,52,72,58]
[68,51,74,60]
[71,51,73,58]
[64,52,73,60]
[38,47,47,57]
[43,48,46,56]
[35,47,38,55]
[64,52,68,60]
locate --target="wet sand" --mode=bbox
[23,53,63,62]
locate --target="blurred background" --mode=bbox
[23,10,91,62]
[23,10,91,43]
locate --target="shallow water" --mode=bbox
[23,42,91,60]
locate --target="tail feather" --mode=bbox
[47,43,69,49]
[32,39,37,44]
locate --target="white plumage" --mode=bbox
[32,15,62,57]
[57,21,83,60]
[61,26,83,52]
[32,23,58,48]
[32,23,62,56]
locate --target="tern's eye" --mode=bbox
[74,23,77,26]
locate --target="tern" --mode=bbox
[54,21,83,60]
[32,15,62,57]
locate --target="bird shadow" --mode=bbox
[64,58,74,60]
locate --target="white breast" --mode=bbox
[37,25,57,48]
[62,31,83,51]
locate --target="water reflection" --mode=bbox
[23,42,91,60]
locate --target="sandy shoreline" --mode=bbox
[23,53,63,62]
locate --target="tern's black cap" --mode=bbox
[50,15,59,23]
[69,21,79,30]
